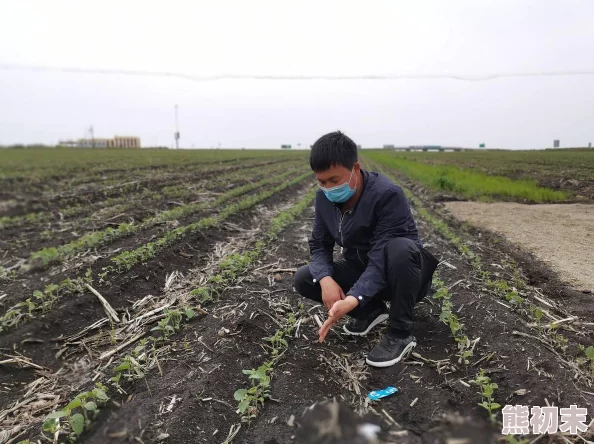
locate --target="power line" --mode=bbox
[1,63,594,82]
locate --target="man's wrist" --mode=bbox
[345,295,360,306]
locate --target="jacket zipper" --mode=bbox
[338,208,351,247]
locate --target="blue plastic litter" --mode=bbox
[367,386,398,401]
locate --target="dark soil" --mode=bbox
[4,160,594,444]
[0,177,314,415]
[65,204,582,444]
[537,177,594,202]
[0,159,295,259]
[0,165,309,311]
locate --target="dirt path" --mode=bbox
[443,202,594,292]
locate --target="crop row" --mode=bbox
[35,166,307,269]
[0,158,299,228]
[32,184,317,442]
[0,162,297,243]
[0,148,307,181]
[0,170,313,334]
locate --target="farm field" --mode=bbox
[1,148,593,444]
[364,149,594,203]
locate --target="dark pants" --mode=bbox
[293,237,439,332]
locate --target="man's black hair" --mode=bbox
[309,131,358,172]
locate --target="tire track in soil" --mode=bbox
[0,165,308,311]
[0,177,315,420]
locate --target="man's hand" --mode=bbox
[319,276,345,310]
[318,296,359,343]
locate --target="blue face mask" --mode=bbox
[320,168,357,203]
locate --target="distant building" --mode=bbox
[58,136,141,148]
[383,144,395,149]
[79,138,111,148]
[110,136,141,148]
[281,144,292,149]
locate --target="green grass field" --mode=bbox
[364,148,594,203]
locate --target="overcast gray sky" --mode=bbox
[1,0,593,149]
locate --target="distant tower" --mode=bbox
[89,125,95,148]
[174,105,180,149]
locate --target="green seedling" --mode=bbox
[190,287,216,304]
[504,290,524,306]
[39,229,53,240]
[43,383,109,440]
[263,330,289,357]
[471,369,500,424]
[530,305,543,326]
[456,335,473,365]
[0,266,10,281]
[151,307,194,339]
[111,339,154,392]
[220,251,258,280]
[578,345,594,379]
[234,362,273,421]
[550,330,569,352]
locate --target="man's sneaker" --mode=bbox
[343,306,389,336]
[365,334,417,368]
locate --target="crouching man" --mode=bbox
[293,131,439,368]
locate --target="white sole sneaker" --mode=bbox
[365,340,417,368]
[343,313,389,336]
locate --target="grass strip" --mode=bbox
[364,151,567,203]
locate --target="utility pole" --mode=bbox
[174,105,180,149]
[90,125,95,148]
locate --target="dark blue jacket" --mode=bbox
[308,169,422,308]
